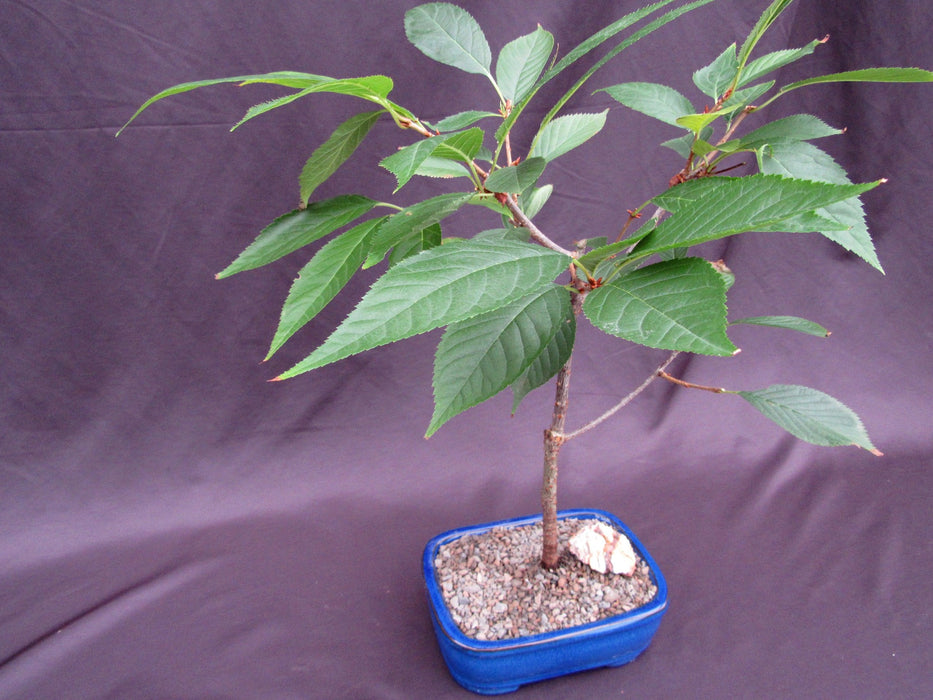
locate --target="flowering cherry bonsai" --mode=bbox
[119,0,930,572]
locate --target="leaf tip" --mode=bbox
[869,447,884,457]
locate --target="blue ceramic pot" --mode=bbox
[422,509,668,695]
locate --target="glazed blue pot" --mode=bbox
[422,509,668,695]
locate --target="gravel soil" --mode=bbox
[433,518,658,642]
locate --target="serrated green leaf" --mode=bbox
[732,315,829,337]
[387,222,443,267]
[757,140,848,182]
[117,72,333,135]
[267,217,386,359]
[216,195,376,279]
[484,158,547,194]
[636,174,881,259]
[428,285,569,436]
[514,0,716,145]
[277,238,571,378]
[661,126,713,159]
[433,110,498,132]
[531,111,608,161]
[511,300,575,413]
[739,38,825,87]
[404,3,492,78]
[719,80,774,113]
[577,240,635,272]
[496,26,555,104]
[432,127,485,162]
[231,76,394,131]
[739,114,842,150]
[738,384,880,454]
[414,156,471,179]
[777,67,933,95]
[474,227,528,242]
[380,137,443,192]
[600,82,694,127]
[757,142,882,271]
[676,111,722,134]
[364,192,474,267]
[496,0,679,142]
[584,257,736,356]
[300,110,382,205]
[519,183,553,219]
[737,0,796,72]
[693,43,739,99]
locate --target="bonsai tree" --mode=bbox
[118,0,931,571]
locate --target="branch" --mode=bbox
[503,195,575,257]
[559,351,680,441]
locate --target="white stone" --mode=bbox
[567,521,637,576]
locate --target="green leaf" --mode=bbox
[496,26,555,104]
[719,80,774,113]
[737,0,796,73]
[474,227,528,242]
[757,142,882,271]
[432,127,485,162]
[414,156,471,179]
[231,76,394,131]
[661,126,712,159]
[693,43,739,99]
[731,315,829,337]
[300,110,382,206]
[216,195,376,279]
[524,0,717,145]
[484,158,547,194]
[776,67,933,96]
[636,174,882,259]
[496,0,688,141]
[266,217,386,359]
[531,111,608,161]
[428,285,569,436]
[404,3,493,79]
[577,240,635,272]
[511,299,575,413]
[433,110,498,132]
[584,257,736,356]
[738,37,825,87]
[276,238,571,378]
[676,111,722,134]
[116,72,334,135]
[600,82,694,127]
[738,114,842,150]
[364,192,474,267]
[519,184,553,219]
[738,385,881,454]
[387,222,443,266]
[380,137,443,192]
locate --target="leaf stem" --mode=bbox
[657,369,732,393]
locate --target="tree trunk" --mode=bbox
[540,354,572,570]
[540,288,584,569]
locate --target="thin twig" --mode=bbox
[657,370,726,394]
[559,351,680,442]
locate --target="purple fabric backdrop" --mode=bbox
[2,1,931,698]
